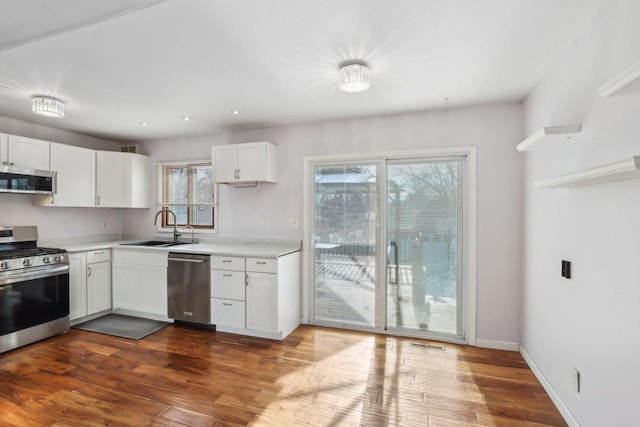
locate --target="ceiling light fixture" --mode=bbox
[231,110,240,115]
[32,96,64,118]
[338,62,370,93]
[140,122,148,126]
[182,116,192,121]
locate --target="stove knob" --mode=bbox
[55,255,65,262]
[0,261,10,270]
[23,259,33,267]
[43,256,51,263]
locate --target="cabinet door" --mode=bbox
[87,261,112,315]
[96,151,128,207]
[112,263,140,310]
[237,142,265,182]
[69,253,87,320]
[6,135,50,170]
[212,145,238,183]
[0,134,7,166]
[140,265,168,316]
[129,153,150,208]
[246,272,278,333]
[49,143,95,207]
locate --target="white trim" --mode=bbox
[466,146,477,346]
[302,145,477,344]
[475,338,519,352]
[520,344,580,427]
[154,159,210,166]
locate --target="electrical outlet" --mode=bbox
[573,367,581,393]
[289,217,299,229]
[102,220,108,229]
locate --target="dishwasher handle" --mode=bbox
[168,257,206,263]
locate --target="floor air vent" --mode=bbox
[410,343,445,351]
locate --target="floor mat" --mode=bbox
[73,314,170,340]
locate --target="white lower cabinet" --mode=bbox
[210,252,300,340]
[246,271,278,333]
[211,298,245,329]
[112,249,168,318]
[69,253,88,320]
[69,249,112,321]
[87,250,112,315]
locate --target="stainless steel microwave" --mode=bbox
[0,166,56,194]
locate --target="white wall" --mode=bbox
[0,116,124,241]
[125,103,524,344]
[521,1,640,425]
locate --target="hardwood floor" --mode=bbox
[0,324,567,426]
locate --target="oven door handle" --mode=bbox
[0,264,69,287]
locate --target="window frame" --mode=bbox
[156,160,218,234]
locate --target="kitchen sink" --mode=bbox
[120,240,191,247]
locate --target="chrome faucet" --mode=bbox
[154,208,181,242]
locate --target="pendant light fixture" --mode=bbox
[339,62,370,93]
[32,96,64,118]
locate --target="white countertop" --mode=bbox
[61,237,301,258]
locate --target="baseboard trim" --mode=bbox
[475,338,519,351]
[519,344,580,427]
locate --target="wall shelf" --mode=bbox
[598,61,640,97]
[534,156,640,188]
[517,125,581,152]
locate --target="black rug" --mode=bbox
[73,314,170,340]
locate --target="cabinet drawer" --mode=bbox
[86,249,111,264]
[211,270,246,300]
[246,257,276,273]
[211,256,245,271]
[211,298,245,328]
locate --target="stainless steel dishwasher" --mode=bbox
[167,252,211,327]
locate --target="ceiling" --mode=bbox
[0,0,606,142]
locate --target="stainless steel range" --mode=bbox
[0,226,70,353]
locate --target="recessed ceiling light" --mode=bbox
[140,122,148,126]
[231,110,239,115]
[182,116,192,121]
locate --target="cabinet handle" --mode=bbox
[9,162,14,166]
[97,195,101,206]
[222,273,232,277]
[93,251,104,255]
[256,261,267,265]
[87,266,92,277]
[245,274,249,286]
[1,161,7,165]
[222,259,232,263]
[50,194,54,205]
[223,302,232,306]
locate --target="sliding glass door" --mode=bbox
[313,164,378,327]
[385,159,463,337]
[309,153,468,341]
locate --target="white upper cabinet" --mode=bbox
[212,141,277,184]
[34,142,96,207]
[96,151,150,208]
[1,134,50,171]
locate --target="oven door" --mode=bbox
[0,265,69,338]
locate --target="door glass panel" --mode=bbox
[313,164,377,327]
[386,160,461,336]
